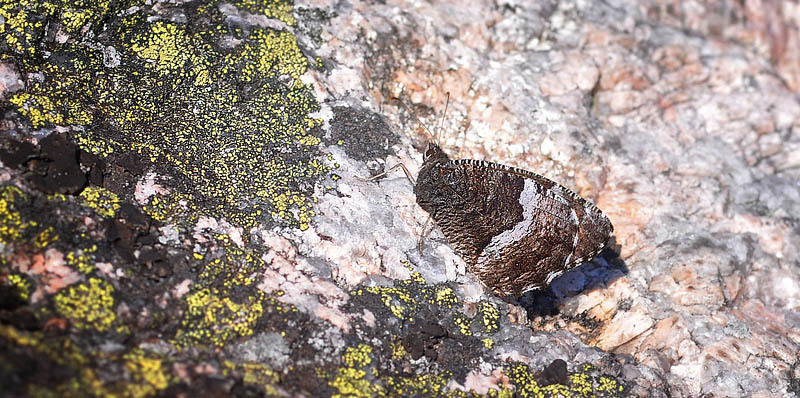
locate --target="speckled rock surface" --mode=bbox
[1,0,799,397]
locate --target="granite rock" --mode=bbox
[1,0,799,397]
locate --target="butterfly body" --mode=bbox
[414,144,613,296]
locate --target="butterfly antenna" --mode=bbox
[436,92,451,147]
[457,118,471,159]
[389,97,437,145]
[455,79,478,158]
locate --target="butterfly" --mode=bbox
[365,96,613,296]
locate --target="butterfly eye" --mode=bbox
[424,144,438,160]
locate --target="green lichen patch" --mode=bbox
[319,352,623,398]
[0,186,95,295]
[349,266,493,341]
[7,51,98,129]
[128,20,210,80]
[33,226,60,250]
[350,268,459,323]
[174,282,296,349]
[0,0,121,59]
[175,287,263,348]
[0,182,630,397]
[452,313,473,336]
[198,246,265,288]
[6,3,329,231]
[0,184,151,339]
[73,129,120,158]
[382,373,460,397]
[168,239,303,349]
[346,266,492,382]
[339,264,629,397]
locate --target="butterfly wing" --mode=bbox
[416,159,611,296]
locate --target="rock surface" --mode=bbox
[1,0,799,397]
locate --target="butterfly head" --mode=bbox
[422,142,449,163]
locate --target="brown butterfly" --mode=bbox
[364,96,613,296]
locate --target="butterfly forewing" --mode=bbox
[414,152,612,296]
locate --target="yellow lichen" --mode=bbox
[453,313,472,336]
[507,363,543,397]
[54,277,116,332]
[384,373,456,397]
[409,271,426,285]
[224,28,307,81]
[7,5,329,231]
[479,301,500,333]
[0,324,40,350]
[434,286,458,308]
[8,273,31,301]
[232,0,296,26]
[344,344,372,368]
[0,0,113,58]
[0,1,352,393]
[66,247,97,274]
[390,341,407,360]
[129,21,210,84]
[223,361,282,396]
[330,367,378,398]
[33,226,59,250]
[123,349,170,398]
[73,129,120,158]
[570,371,592,396]
[330,344,382,398]
[80,186,120,218]
[597,376,624,394]
[142,193,193,224]
[176,287,265,348]
[9,91,91,129]
[0,186,36,245]
[365,286,416,321]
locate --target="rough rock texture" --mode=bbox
[1,0,799,397]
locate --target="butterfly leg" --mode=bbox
[356,163,416,186]
[417,214,432,256]
[356,162,430,256]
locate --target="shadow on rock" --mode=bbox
[520,236,628,319]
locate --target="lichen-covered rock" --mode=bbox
[1,0,799,397]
